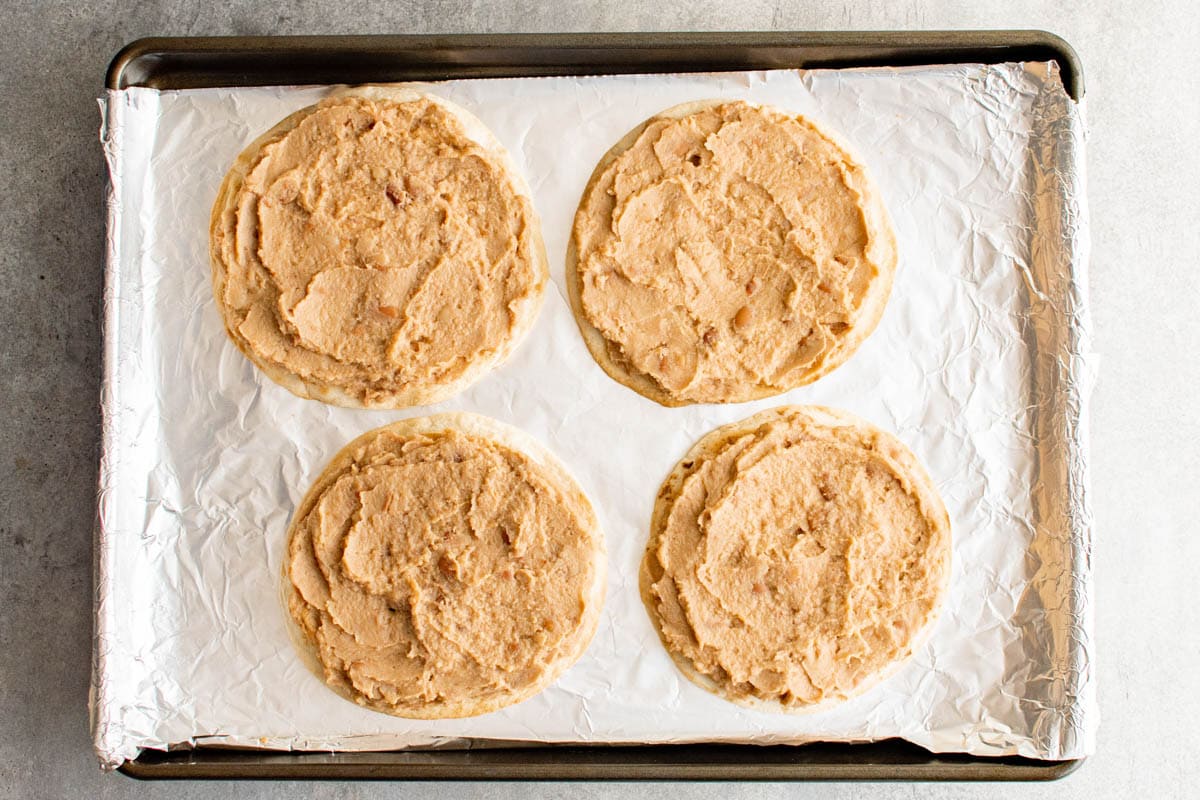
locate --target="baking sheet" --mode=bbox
[93,63,1095,769]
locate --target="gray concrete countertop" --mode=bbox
[2,1,1196,798]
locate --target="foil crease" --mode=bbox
[92,63,1095,769]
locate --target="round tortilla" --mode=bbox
[568,100,897,407]
[283,412,606,719]
[211,86,548,409]
[641,405,950,713]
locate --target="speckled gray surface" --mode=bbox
[1,1,1197,797]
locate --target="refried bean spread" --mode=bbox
[572,101,896,405]
[211,94,544,407]
[642,406,950,710]
[286,416,604,718]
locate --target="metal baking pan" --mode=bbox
[106,31,1084,782]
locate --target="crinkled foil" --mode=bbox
[92,63,1095,769]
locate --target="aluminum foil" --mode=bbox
[93,63,1095,769]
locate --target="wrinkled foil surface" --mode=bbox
[93,64,1095,769]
